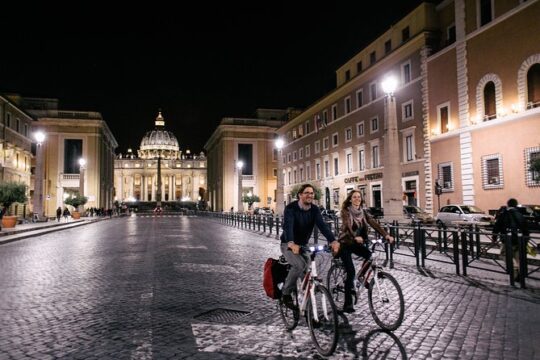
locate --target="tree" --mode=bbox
[64,192,88,210]
[529,156,540,182]
[242,194,260,210]
[289,184,322,201]
[0,181,27,215]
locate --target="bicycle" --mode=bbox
[277,244,339,356]
[327,238,404,331]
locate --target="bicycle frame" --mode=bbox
[297,245,330,322]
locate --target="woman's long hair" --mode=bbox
[341,190,363,214]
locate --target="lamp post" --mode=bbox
[381,76,404,222]
[236,160,244,213]
[78,158,86,212]
[33,131,46,220]
[274,138,285,215]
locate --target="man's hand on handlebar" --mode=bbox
[288,242,301,254]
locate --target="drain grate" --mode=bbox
[193,308,251,322]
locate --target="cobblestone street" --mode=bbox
[1,215,539,359]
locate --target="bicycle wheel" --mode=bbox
[368,271,404,331]
[326,264,347,310]
[278,291,299,331]
[306,285,339,356]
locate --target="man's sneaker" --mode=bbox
[282,294,297,310]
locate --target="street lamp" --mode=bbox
[236,160,244,213]
[33,131,46,220]
[381,75,404,222]
[274,138,285,215]
[78,158,86,200]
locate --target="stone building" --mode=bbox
[114,112,207,205]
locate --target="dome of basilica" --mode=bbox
[138,112,180,159]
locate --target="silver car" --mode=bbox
[435,204,494,228]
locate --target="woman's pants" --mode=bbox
[339,242,371,306]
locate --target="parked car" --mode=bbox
[517,204,540,231]
[403,205,435,224]
[435,204,494,228]
[254,207,273,215]
[367,207,384,219]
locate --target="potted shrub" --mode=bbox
[0,181,28,228]
[64,193,88,219]
[242,194,261,211]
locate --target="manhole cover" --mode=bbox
[193,308,250,322]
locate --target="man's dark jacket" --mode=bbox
[280,201,336,246]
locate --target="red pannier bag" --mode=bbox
[263,258,288,299]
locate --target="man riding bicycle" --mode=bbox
[280,184,341,309]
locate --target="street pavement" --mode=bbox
[0,214,539,359]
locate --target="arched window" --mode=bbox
[527,63,540,108]
[483,81,496,120]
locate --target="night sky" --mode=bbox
[0,1,426,154]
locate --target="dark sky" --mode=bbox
[0,1,425,153]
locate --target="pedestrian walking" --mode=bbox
[492,198,530,280]
[56,207,62,222]
[62,207,70,222]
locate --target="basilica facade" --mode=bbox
[114,112,207,204]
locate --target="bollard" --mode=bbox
[461,230,468,276]
[519,234,527,288]
[452,231,460,275]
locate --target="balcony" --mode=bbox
[60,173,80,188]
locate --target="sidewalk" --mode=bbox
[0,216,106,245]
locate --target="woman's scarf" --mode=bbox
[348,205,365,230]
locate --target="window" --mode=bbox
[322,110,328,125]
[345,127,352,142]
[292,128,297,139]
[402,100,413,121]
[288,171,292,185]
[299,148,304,160]
[345,69,351,81]
[293,151,297,161]
[346,153,353,173]
[316,161,321,179]
[384,40,391,55]
[357,121,365,137]
[483,81,496,120]
[370,82,377,101]
[64,139,83,173]
[334,157,339,176]
[447,24,456,45]
[24,124,28,137]
[306,163,311,180]
[287,153,292,163]
[370,117,379,133]
[332,133,338,147]
[358,148,366,171]
[16,119,20,132]
[482,154,503,189]
[525,146,540,186]
[273,168,277,177]
[437,103,450,134]
[305,145,311,157]
[324,160,330,177]
[344,97,351,114]
[370,51,376,65]
[372,145,380,168]
[331,104,337,121]
[402,27,410,42]
[300,167,304,182]
[5,112,11,127]
[527,63,540,108]
[356,61,363,73]
[238,144,254,174]
[333,188,340,206]
[356,89,363,108]
[478,0,493,27]
[404,134,414,162]
[315,140,321,154]
[323,137,329,151]
[402,62,412,84]
[273,149,278,161]
[438,162,454,190]
[305,120,311,134]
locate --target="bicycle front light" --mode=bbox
[309,246,315,252]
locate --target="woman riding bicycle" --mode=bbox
[336,190,394,313]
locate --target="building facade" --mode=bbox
[277,3,438,214]
[427,0,540,213]
[114,112,207,204]
[0,95,34,216]
[275,0,540,216]
[205,109,298,212]
[24,98,118,216]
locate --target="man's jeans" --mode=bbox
[280,243,310,296]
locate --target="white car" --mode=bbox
[435,204,494,228]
